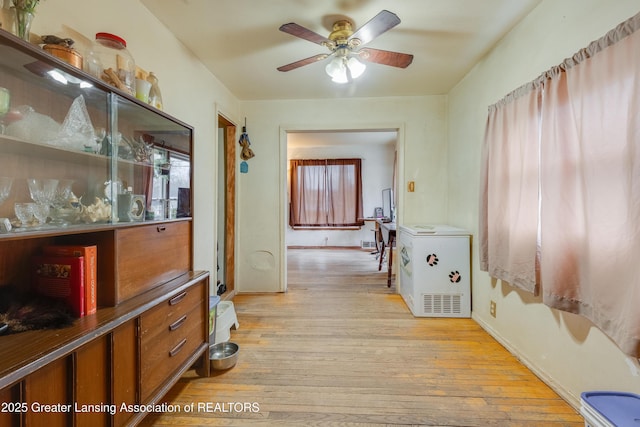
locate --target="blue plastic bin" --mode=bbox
[580,391,640,427]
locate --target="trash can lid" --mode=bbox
[209,295,221,309]
[581,391,640,426]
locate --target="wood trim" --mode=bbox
[217,115,236,296]
[225,124,236,295]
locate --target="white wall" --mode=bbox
[238,96,447,292]
[286,135,395,248]
[31,0,242,289]
[448,0,640,407]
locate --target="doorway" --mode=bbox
[283,127,401,290]
[217,115,236,297]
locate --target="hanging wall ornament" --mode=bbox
[238,118,255,161]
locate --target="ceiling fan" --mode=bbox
[277,10,414,84]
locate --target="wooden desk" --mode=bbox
[376,220,396,287]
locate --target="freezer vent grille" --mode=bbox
[422,294,462,315]
[361,240,376,249]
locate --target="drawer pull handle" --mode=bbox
[157,226,166,232]
[169,291,187,306]
[169,315,188,332]
[169,338,187,357]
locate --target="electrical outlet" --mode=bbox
[489,300,497,318]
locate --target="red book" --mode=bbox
[32,255,85,318]
[43,245,97,315]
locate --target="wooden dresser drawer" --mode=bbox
[139,282,206,402]
[140,305,205,402]
[113,221,192,304]
[140,284,204,343]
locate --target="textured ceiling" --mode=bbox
[142,0,541,100]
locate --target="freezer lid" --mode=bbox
[400,224,470,235]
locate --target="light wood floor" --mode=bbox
[141,248,583,426]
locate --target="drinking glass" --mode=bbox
[52,179,74,207]
[14,202,34,227]
[94,127,106,154]
[51,179,76,225]
[0,177,12,206]
[27,178,58,205]
[32,203,50,225]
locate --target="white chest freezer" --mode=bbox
[398,224,471,317]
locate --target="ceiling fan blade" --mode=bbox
[358,48,413,68]
[350,10,401,46]
[279,23,331,46]
[277,54,330,72]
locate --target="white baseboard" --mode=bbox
[472,313,581,411]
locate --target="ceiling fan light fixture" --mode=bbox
[325,56,347,83]
[331,72,349,84]
[325,57,344,77]
[347,57,366,79]
[325,55,365,84]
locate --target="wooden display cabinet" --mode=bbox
[0,29,208,426]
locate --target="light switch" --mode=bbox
[408,181,415,192]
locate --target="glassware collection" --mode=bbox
[0,25,191,236]
[0,87,155,232]
[0,176,120,232]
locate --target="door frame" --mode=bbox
[279,123,405,293]
[218,114,236,297]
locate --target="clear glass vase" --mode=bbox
[13,8,33,42]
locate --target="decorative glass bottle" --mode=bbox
[86,32,136,96]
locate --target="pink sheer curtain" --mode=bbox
[539,17,640,356]
[479,85,541,294]
[481,12,640,356]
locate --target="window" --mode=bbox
[148,148,190,219]
[480,12,640,356]
[289,158,364,227]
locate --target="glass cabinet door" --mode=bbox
[0,38,110,230]
[0,32,192,234]
[112,95,192,222]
